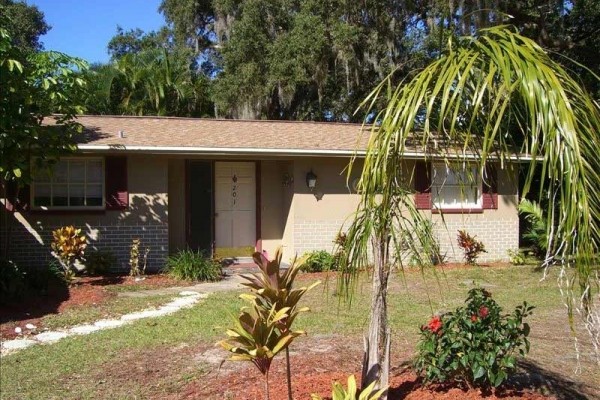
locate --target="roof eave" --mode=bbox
[76,144,532,161]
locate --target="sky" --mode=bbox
[28,0,165,64]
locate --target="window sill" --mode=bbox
[432,208,484,214]
[29,208,107,215]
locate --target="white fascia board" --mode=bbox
[76,144,532,161]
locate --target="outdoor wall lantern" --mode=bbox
[306,170,318,190]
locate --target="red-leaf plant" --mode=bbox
[241,247,321,400]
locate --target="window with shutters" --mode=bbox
[431,163,482,209]
[32,158,105,210]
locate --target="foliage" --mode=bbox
[159,0,600,119]
[301,250,336,272]
[218,299,303,400]
[129,239,141,277]
[0,21,88,187]
[457,231,487,266]
[0,259,26,303]
[310,374,386,400]
[85,250,117,276]
[414,288,534,388]
[164,249,222,281]
[518,199,548,259]
[84,47,212,117]
[107,26,173,60]
[507,249,526,266]
[50,226,87,283]
[236,247,319,399]
[0,0,50,52]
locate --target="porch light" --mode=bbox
[306,170,317,190]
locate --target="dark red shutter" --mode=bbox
[414,160,431,210]
[105,156,128,210]
[3,181,30,212]
[482,163,498,210]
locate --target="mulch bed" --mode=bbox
[0,274,181,341]
[180,335,551,400]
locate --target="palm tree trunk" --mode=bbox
[285,347,293,400]
[361,232,391,398]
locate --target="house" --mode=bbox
[1,115,519,271]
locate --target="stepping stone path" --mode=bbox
[1,291,207,356]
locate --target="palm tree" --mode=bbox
[340,26,600,396]
[86,48,210,117]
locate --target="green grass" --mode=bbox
[40,294,175,330]
[1,265,597,399]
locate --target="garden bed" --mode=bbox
[0,274,184,340]
[183,335,553,400]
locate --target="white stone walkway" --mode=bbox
[0,291,206,356]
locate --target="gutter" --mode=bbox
[76,144,533,161]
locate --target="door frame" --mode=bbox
[185,159,261,255]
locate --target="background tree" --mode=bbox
[340,26,600,396]
[0,9,89,259]
[0,0,50,52]
[85,27,213,117]
[158,0,600,120]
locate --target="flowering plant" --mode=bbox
[414,288,534,388]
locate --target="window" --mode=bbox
[32,158,104,209]
[432,163,481,209]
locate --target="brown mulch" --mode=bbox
[177,335,553,400]
[0,274,182,340]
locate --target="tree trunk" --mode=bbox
[361,232,392,398]
[285,347,293,400]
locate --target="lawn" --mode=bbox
[1,264,598,399]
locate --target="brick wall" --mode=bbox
[1,222,168,272]
[432,218,519,262]
[292,217,518,263]
[293,219,346,255]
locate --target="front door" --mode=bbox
[214,162,256,255]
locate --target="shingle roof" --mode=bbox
[68,115,371,155]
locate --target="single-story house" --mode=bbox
[1,115,519,270]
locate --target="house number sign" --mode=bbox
[232,174,238,205]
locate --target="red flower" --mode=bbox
[471,314,478,322]
[428,316,442,333]
[478,306,489,319]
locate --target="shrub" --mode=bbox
[507,249,526,266]
[414,288,534,388]
[164,249,222,281]
[50,225,87,283]
[518,199,548,258]
[0,259,26,303]
[85,250,117,275]
[457,230,486,265]
[310,374,385,400]
[302,250,336,272]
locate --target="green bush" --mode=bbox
[507,249,526,266]
[85,250,117,275]
[164,250,222,281]
[302,250,336,272]
[0,259,26,303]
[414,288,534,388]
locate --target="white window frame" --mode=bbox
[31,157,105,210]
[431,163,482,210]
